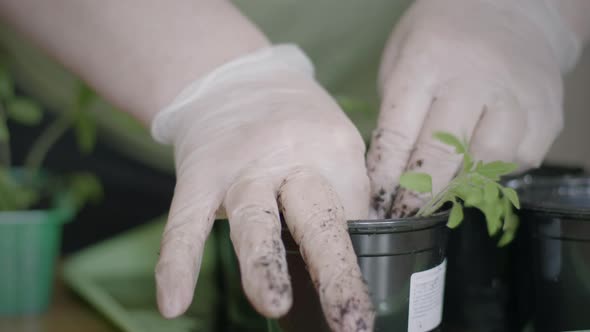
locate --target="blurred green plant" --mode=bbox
[0,64,102,211]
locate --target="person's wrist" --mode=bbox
[150,44,315,145]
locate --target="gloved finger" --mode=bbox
[155,170,223,318]
[516,107,564,170]
[279,169,374,332]
[367,63,435,219]
[224,177,291,318]
[391,90,485,217]
[469,96,527,164]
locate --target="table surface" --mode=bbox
[0,270,117,332]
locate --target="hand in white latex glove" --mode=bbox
[151,45,374,331]
[367,0,583,218]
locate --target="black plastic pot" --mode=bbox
[442,208,516,332]
[443,166,587,332]
[510,175,590,332]
[278,213,450,332]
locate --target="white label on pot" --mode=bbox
[407,259,447,332]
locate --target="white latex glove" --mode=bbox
[151,45,374,331]
[367,0,585,218]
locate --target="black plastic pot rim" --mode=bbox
[506,175,590,219]
[347,210,450,235]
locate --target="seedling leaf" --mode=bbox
[498,213,519,247]
[502,187,520,209]
[497,229,515,247]
[434,131,466,154]
[483,182,499,204]
[447,201,463,228]
[462,153,474,173]
[476,161,518,179]
[456,186,482,207]
[399,171,432,193]
[400,131,522,246]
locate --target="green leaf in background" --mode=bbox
[73,84,98,154]
[399,171,432,193]
[75,111,97,154]
[76,84,95,109]
[67,172,103,209]
[447,201,463,228]
[0,66,14,99]
[0,118,9,143]
[476,161,518,180]
[434,131,467,154]
[0,167,38,210]
[6,97,43,125]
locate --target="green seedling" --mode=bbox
[0,64,102,211]
[399,131,520,247]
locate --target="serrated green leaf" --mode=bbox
[447,201,463,228]
[503,209,519,231]
[6,98,43,125]
[0,66,14,99]
[433,131,466,154]
[498,213,519,247]
[0,118,9,142]
[456,186,482,206]
[462,153,473,173]
[399,171,432,193]
[485,215,501,237]
[476,161,518,179]
[402,131,522,244]
[502,187,520,209]
[497,229,516,247]
[482,201,503,236]
[483,182,499,204]
[485,217,500,236]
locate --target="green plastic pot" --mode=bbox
[0,195,74,316]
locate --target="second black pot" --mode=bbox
[512,175,590,332]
